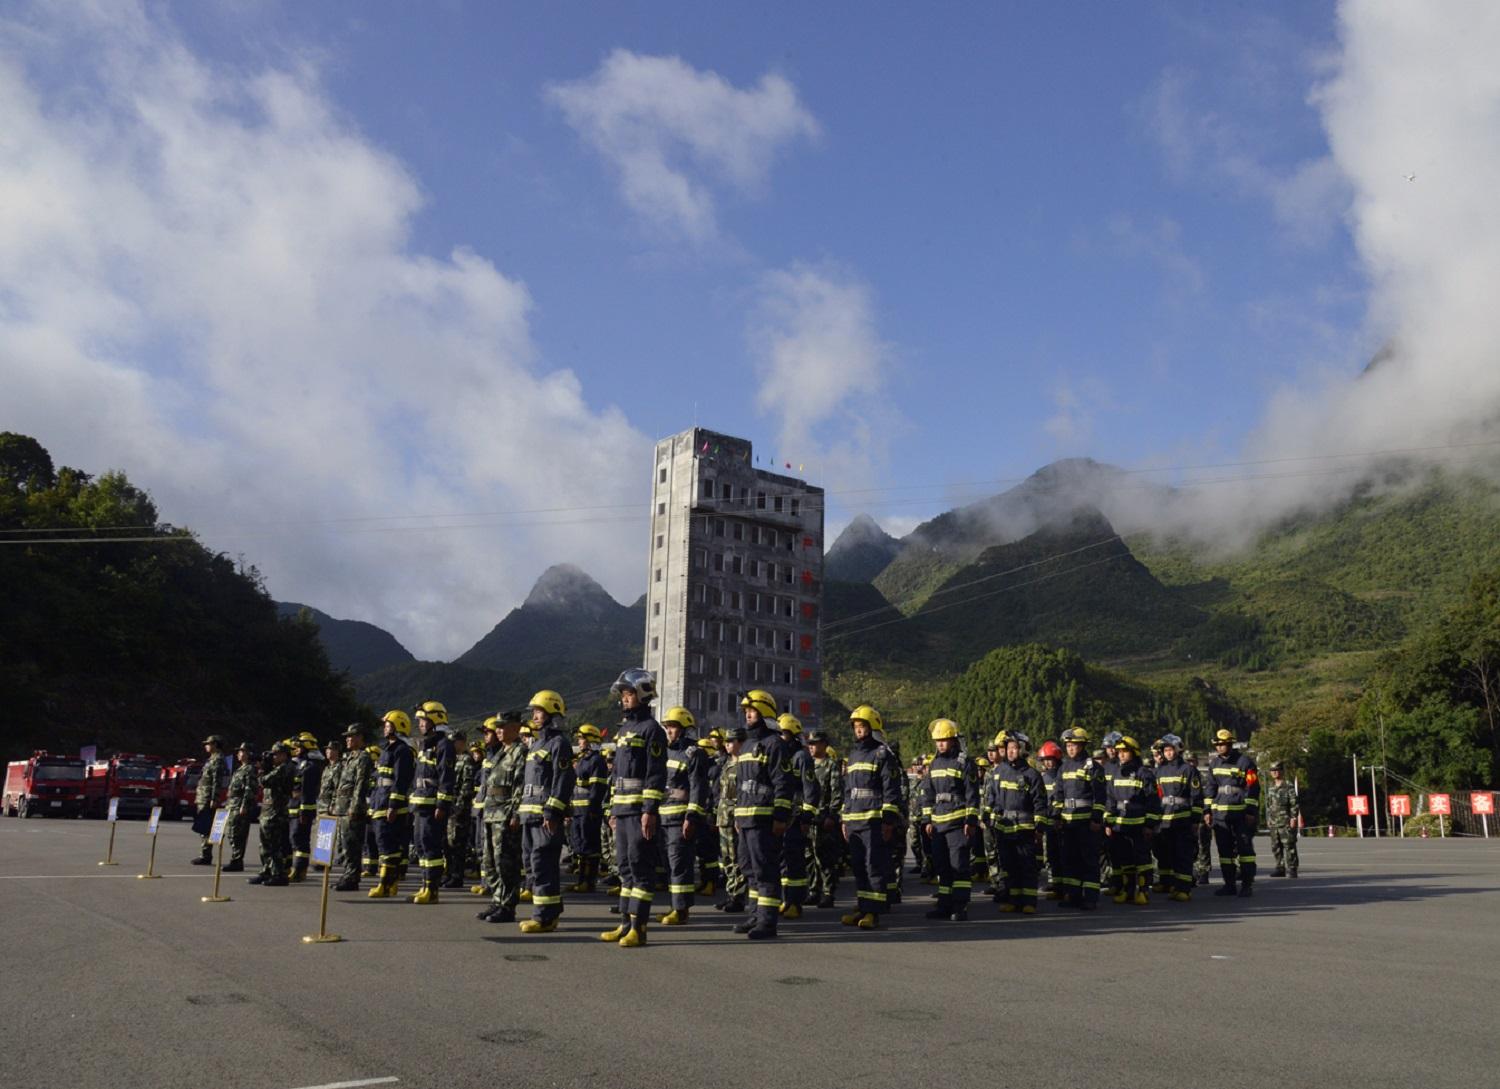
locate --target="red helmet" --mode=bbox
[1039,740,1063,760]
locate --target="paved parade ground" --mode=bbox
[1,818,1495,1089]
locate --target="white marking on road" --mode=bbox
[1209,954,1232,960]
[286,1079,399,1089]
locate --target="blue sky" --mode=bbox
[9,2,1494,656]
[172,1,1364,499]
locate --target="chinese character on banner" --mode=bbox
[799,668,812,681]
[1346,795,1370,816]
[800,570,813,585]
[1429,793,1451,815]
[1473,792,1496,816]
[799,634,813,651]
[798,701,811,716]
[1388,795,1411,817]
[802,537,813,549]
[801,602,816,619]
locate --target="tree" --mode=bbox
[0,432,55,492]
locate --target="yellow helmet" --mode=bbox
[827,746,839,760]
[661,706,696,730]
[992,729,1008,748]
[482,716,499,732]
[929,718,960,741]
[922,754,934,765]
[417,701,448,726]
[382,710,412,737]
[365,744,381,757]
[974,755,990,768]
[1213,728,1235,744]
[298,731,319,746]
[849,704,883,733]
[529,690,566,717]
[698,736,719,752]
[519,723,535,737]
[709,727,725,741]
[1061,726,1091,745]
[1117,735,1141,754]
[777,713,803,735]
[740,690,779,719]
[576,724,603,743]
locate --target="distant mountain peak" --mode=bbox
[827,513,903,583]
[522,563,616,612]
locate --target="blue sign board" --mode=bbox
[312,816,337,865]
[147,805,162,834]
[107,797,120,823]
[208,809,230,844]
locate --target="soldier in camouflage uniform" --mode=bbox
[250,744,295,885]
[476,715,527,923]
[714,725,748,912]
[1187,751,1213,884]
[333,724,375,891]
[1265,761,1300,878]
[443,733,477,888]
[318,739,343,868]
[884,737,908,903]
[473,717,502,895]
[600,744,620,895]
[807,728,844,908]
[190,735,228,864]
[222,741,259,872]
[908,760,930,880]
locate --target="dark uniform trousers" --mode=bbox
[228,813,252,865]
[486,825,524,910]
[569,813,603,861]
[998,832,1041,909]
[1214,813,1257,886]
[663,822,697,912]
[1108,826,1151,889]
[846,825,889,915]
[695,820,721,886]
[781,821,810,907]
[930,824,972,909]
[374,816,404,870]
[523,821,565,922]
[412,806,446,889]
[1058,822,1101,904]
[615,817,656,927]
[1158,820,1197,893]
[338,817,368,885]
[738,825,784,915]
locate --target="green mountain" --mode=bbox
[0,433,366,760]
[276,601,414,675]
[457,563,644,674]
[825,513,902,582]
[830,508,1204,675]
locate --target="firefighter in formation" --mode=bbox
[217,674,1278,940]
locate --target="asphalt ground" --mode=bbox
[1,818,1496,1089]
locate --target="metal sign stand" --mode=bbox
[302,816,341,944]
[137,805,164,880]
[202,810,231,903]
[100,798,121,866]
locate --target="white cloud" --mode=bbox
[547,50,819,243]
[1104,213,1206,300]
[748,262,896,491]
[0,4,653,658]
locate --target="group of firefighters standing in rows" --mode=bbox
[188,666,1299,944]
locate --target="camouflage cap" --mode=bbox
[203,734,226,746]
[806,728,830,742]
[342,723,366,738]
[1270,760,1285,771]
[269,742,290,755]
[725,725,748,742]
[235,740,255,753]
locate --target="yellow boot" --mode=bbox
[1171,890,1191,902]
[519,917,557,934]
[1112,891,1128,904]
[1020,905,1036,915]
[657,909,687,925]
[410,885,438,905]
[856,913,880,930]
[470,884,487,896]
[1132,890,1149,906]
[366,867,397,899]
[599,924,628,942]
[519,889,533,903]
[779,903,802,920]
[840,911,864,926]
[619,925,647,947]
[998,902,1019,913]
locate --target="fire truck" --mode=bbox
[4,752,90,818]
[83,753,165,819]
[160,759,205,821]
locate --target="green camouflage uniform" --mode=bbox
[333,748,373,885]
[907,770,930,879]
[483,740,527,912]
[716,752,746,904]
[195,752,228,861]
[808,753,844,904]
[257,761,295,879]
[1264,780,1300,876]
[223,761,258,866]
[1188,757,1213,884]
[446,749,477,881]
[318,754,343,864]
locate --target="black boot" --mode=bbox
[222,860,244,873]
[1214,883,1239,896]
[247,874,266,885]
[1237,883,1254,897]
[924,905,952,920]
[334,876,360,892]
[191,856,212,866]
[817,894,835,909]
[732,909,759,934]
